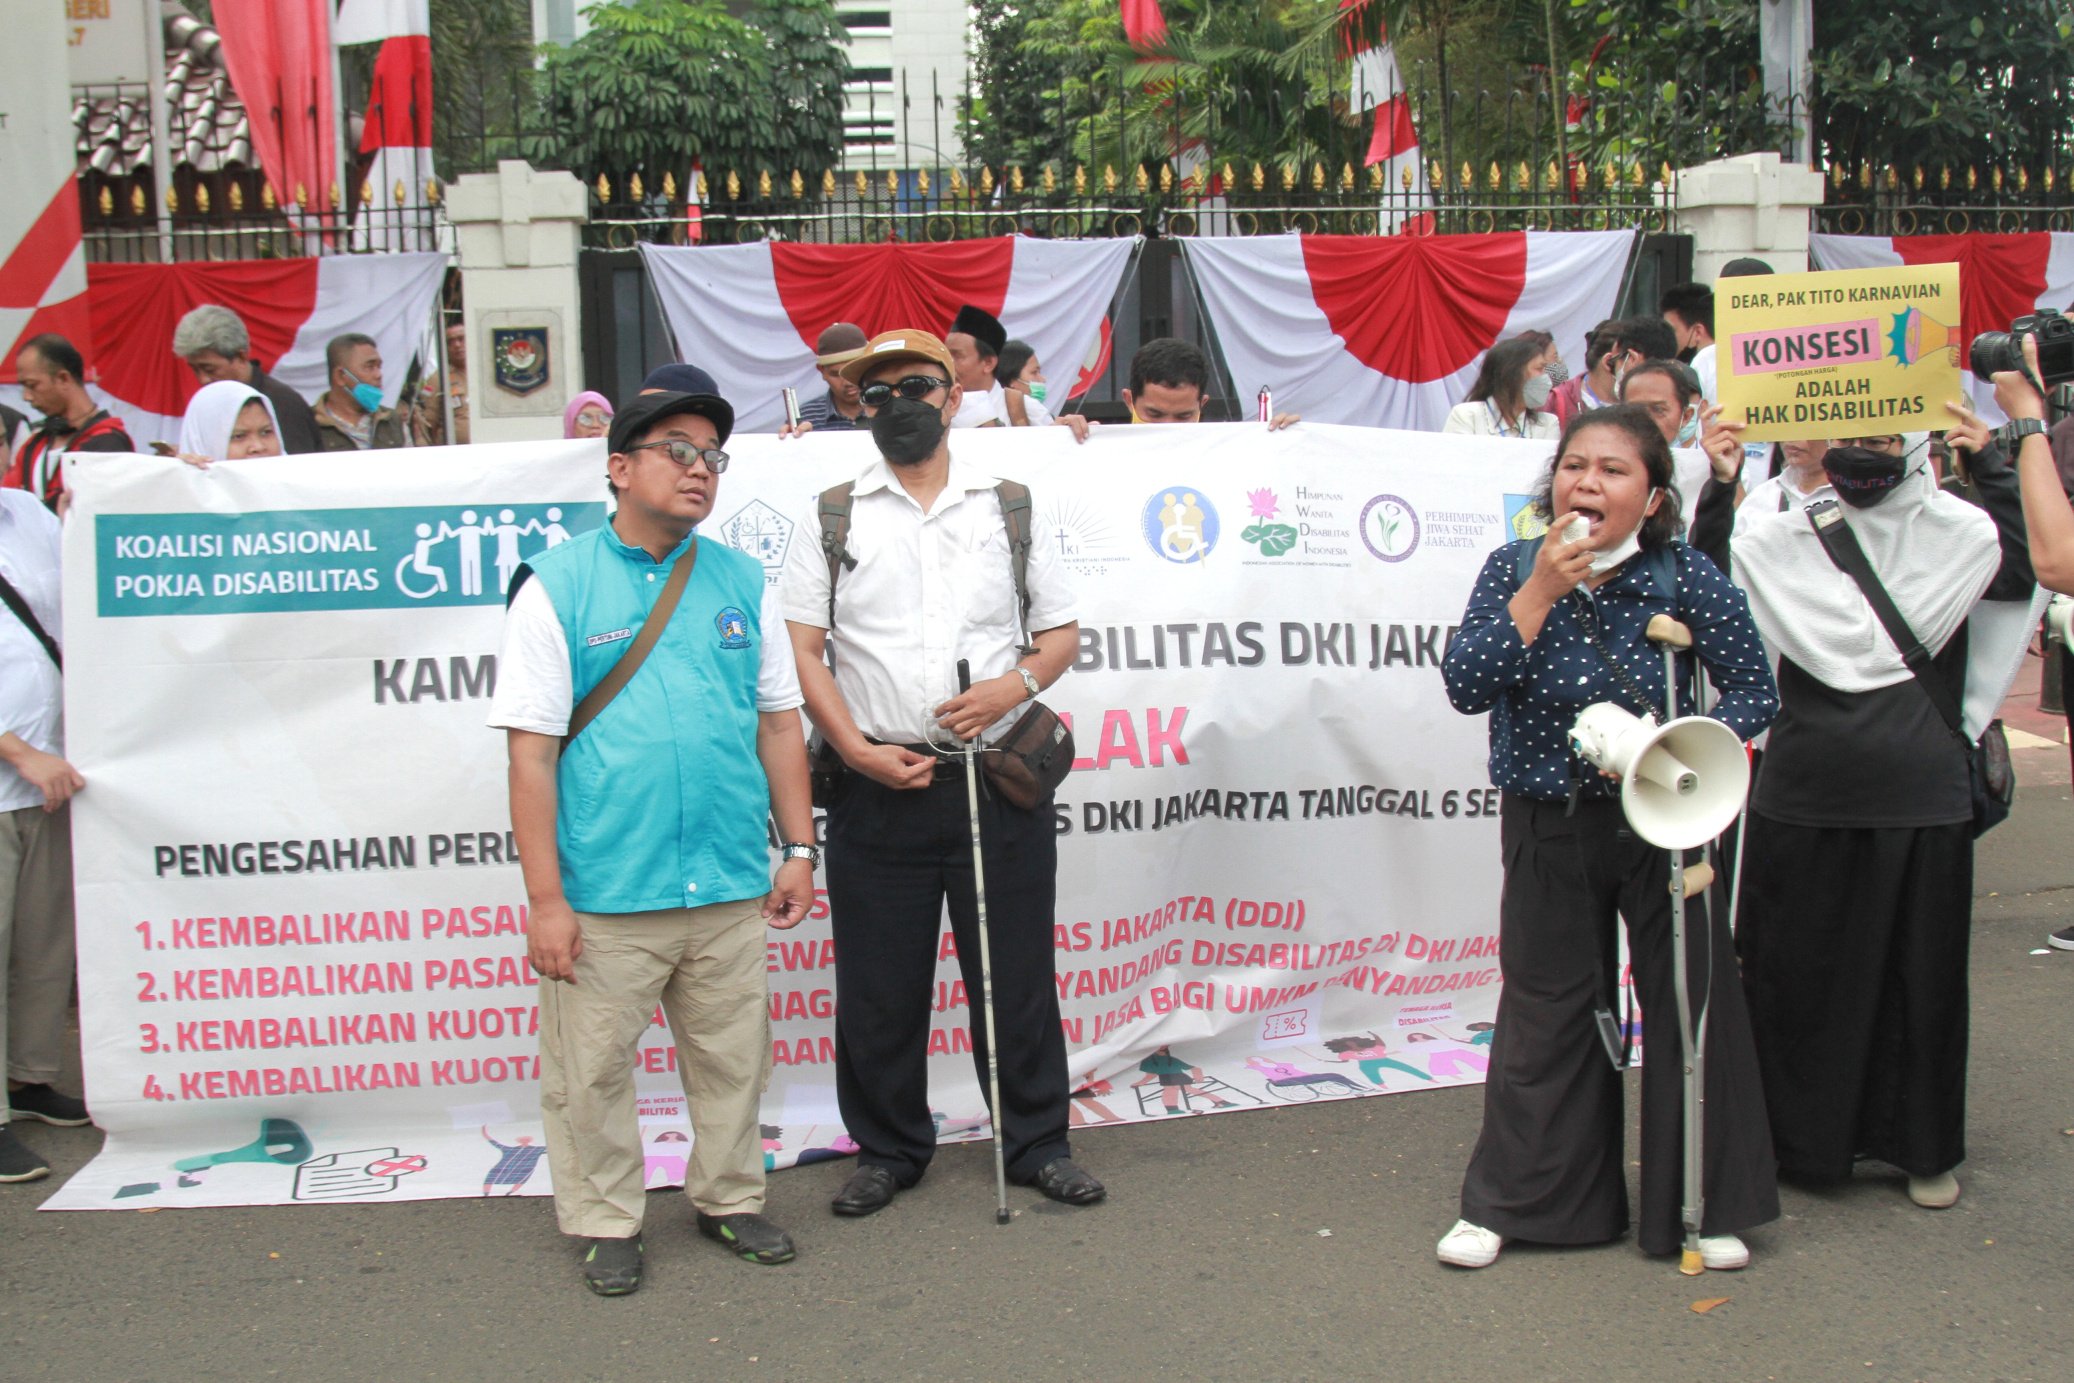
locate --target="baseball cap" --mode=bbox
[838,329,957,385]
[815,322,869,366]
[608,389,734,454]
[637,362,721,395]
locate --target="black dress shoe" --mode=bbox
[1028,1156,1106,1206]
[831,1163,899,1217]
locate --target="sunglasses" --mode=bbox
[625,439,729,472]
[859,375,950,408]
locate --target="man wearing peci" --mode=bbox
[490,388,819,1296]
[781,328,1102,1216]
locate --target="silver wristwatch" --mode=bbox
[780,842,821,867]
[1999,417,2047,449]
[1013,666,1040,701]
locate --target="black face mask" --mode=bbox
[1821,445,1908,508]
[1676,345,1699,365]
[870,395,947,465]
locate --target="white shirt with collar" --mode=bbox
[781,455,1076,746]
[0,488,64,812]
[952,382,1011,429]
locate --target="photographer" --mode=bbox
[1994,333,2074,593]
[1436,405,1780,1272]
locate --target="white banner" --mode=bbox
[53,424,1600,1209]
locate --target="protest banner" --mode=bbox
[49,425,1715,1211]
[1715,262,1962,443]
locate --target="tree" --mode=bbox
[526,0,849,188]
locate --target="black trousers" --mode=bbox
[825,768,1072,1186]
[1737,814,1972,1182]
[1460,794,1780,1255]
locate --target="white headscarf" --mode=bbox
[1732,460,1998,693]
[178,380,279,461]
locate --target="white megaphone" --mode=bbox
[2049,593,2074,647]
[1569,703,1751,850]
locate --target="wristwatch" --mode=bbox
[1013,666,1040,701]
[780,842,821,868]
[1999,418,2048,449]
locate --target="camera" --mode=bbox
[1970,307,2074,386]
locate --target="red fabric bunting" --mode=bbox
[1300,234,1528,382]
[770,240,1016,352]
[1892,233,2053,373]
[86,260,319,417]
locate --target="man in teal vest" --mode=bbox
[489,389,820,1297]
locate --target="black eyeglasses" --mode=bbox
[859,375,950,408]
[625,439,729,472]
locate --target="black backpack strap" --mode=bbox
[0,570,60,670]
[504,562,534,606]
[1806,498,1968,742]
[994,478,1037,654]
[815,481,858,654]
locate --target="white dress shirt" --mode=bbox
[0,489,65,812]
[952,382,1011,429]
[1440,400,1561,440]
[781,456,1076,746]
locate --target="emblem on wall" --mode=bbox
[491,327,551,396]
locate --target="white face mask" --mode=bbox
[1522,373,1554,411]
[1564,488,1658,579]
[1673,406,1701,448]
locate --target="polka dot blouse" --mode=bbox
[1442,541,1780,802]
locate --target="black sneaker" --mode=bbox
[8,1084,90,1127]
[0,1126,50,1183]
[580,1234,643,1296]
[2050,925,2074,952]
[696,1211,797,1264]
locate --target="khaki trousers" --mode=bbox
[537,898,770,1238]
[1,803,74,1093]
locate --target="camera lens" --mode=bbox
[1970,331,2020,383]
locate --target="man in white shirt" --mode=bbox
[0,488,90,1183]
[946,305,1013,429]
[782,328,1102,1217]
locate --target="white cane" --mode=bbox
[956,660,1012,1225]
[1645,615,1709,1276]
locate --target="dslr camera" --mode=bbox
[1971,307,2074,386]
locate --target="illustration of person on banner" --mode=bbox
[781,328,1102,1218]
[489,387,819,1297]
[1436,403,1781,1272]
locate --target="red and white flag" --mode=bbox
[335,0,436,252]
[1,7,93,404]
[212,0,340,229]
[1182,230,1635,429]
[1341,2,1430,231]
[78,252,448,448]
[1121,0,1168,50]
[1810,232,2074,420]
[640,237,1139,433]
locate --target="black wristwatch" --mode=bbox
[1999,418,2048,449]
[780,842,821,868]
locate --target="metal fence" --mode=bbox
[1814,164,2074,237]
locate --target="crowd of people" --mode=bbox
[3,269,2074,1304]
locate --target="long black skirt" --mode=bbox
[1460,795,1780,1256]
[1737,814,1972,1182]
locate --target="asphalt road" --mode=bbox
[5,729,2071,1382]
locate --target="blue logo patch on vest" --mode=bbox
[715,606,750,649]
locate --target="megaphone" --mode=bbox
[2049,593,2074,647]
[1888,306,1960,367]
[1569,703,1750,849]
[171,1117,314,1173]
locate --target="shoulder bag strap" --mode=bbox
[561,539,698,753]
[0,570,60,670]
[1805,499,1967,741]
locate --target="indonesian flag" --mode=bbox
[335,0,436,252]
[639,237,1139,432]
[1341,2,1431,231]
[212,0,340,230]
[1810,233,2074,422]
[76,252,448,449]
[1182,231,1635,429]
[1121,0,1168,50]
[1,7,93,395]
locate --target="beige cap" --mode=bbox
[838,328,957,385]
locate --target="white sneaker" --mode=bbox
[1436,1219,1504,1268]
[1697,1234,1750,1270]
[1908,1171,1961,1209]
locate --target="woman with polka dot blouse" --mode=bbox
[1434,405,1781,1273]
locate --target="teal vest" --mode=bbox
[529,526,772,913]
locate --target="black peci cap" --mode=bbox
[608,389,734,454]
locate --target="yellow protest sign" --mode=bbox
[1714,263,1962,443]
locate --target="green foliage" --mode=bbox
[428,0,539,176]
[1811,0,2074,173]
[526,0,849,186]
